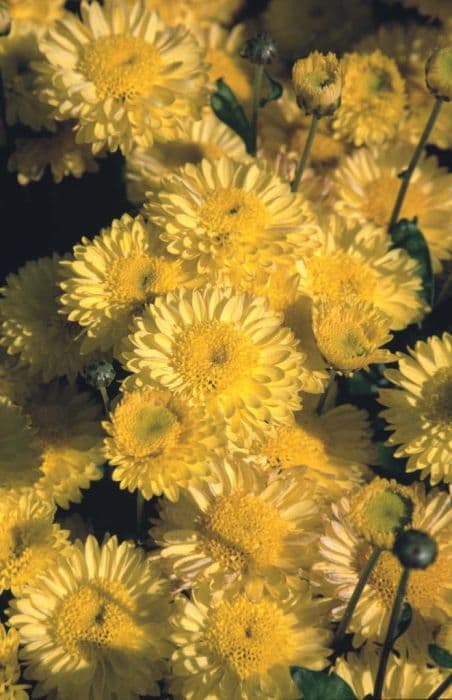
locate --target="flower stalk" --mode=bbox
[291,114,319,192]
[316,369,336,415]
[250,64,265,156]
[428,673,452,700]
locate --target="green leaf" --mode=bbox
[259,70,283,107]
[389,218,434,306]
[291,667,358,700]
[346,370,378,398]
[394,602,412,640]
[375,443,407,478]
[429,644,452,668]
[210,79,252,151]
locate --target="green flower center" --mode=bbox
[363,490,413,534]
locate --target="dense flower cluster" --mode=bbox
[0,1,451,699]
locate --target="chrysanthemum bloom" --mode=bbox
[6,0,63,31]
[0,396,41,490]
[104,387,223,501]
[333,50,406,146]
[24,382,104,509]
[146,156,317,279]
[126,111,248,204]
[0,255,100,382]
[334,644,449,700]
[37,0,209,155]
[254,402,374,501]
[8,121,99,185]
[0,490,71,595]
[126,0,246,25]
[292,51,342,117]
[0,351,32,404]
[379,333,452,485]
[297,215,426,330]
[0,623,29,700]
[314,484,451,647]
[9,535,172,700]
[60,214,190,355]
[152,460,320,595]
[312,300,394,374]
[170,581,332,699]
[121,287,304,444]
[333,146,452,271]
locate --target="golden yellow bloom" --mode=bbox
[333,51,406,146]
[426,46,452,101]
[8,122,99,185]
[170,581,332,700]
[9,535,171,699]
[0,623,29,700]
[0,255,100,382]
[60,213,189,355]
[379,332,452,485]
[199,22,253,105]
[254,402,374,500]
[334,145,452,271]
[292,51,342,117]
[0,490,71,595]
[153,460,320,595]
[126,0,245,25]
[146,156,317,279]
[37,0,209,155]
[312,300,394,374]
[0,396,40,490]
[298,215,426,330]
[126,110,248,204]
[122,287,305,445]
[6,0,63,31]
[104,387,222,501]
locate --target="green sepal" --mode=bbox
[389,218,434,306]
[394,602,412,640]
[259,70,283,107]
[429,644,452,668]
[290,667,358,700]
[210,78,252,151]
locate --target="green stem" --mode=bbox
[99,386,109,416]
[136,491,145,541]
[373,567,411,700]
[388,99,442,230]
[334,546,382,648]
[428,673,452,700]
[316,369,336,415]
[291,114,319,192]
[250,64,265,155]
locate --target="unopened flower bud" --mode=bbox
[0,1,11,37]
[393,529,437,570]
[426,46,452,101]
[82,361,115,389]
[292,51,342,117]
[241,33,277,65]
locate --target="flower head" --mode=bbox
[241,32,278,65]
[0,396,41,490]
[0,623,29,700]
[426,46,452,101]
[292,51,342,117]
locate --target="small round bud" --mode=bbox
[0,1,11,37]
[393,529,438,570]
[292,51,342,117]
[82,361,115,389]
[240,33,277,65]
[425,46,452,101]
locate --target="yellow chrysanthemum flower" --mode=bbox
[6,0,63,31]
[0,255,100,382]
[8,122,99,185]
[9,535,171,700]
[146,156,317,279]
[126,110,248,204]
[312,300,394,374]
[126,0,245,24]
[379,332,452,485]
[153,460,320,595]
[0,396,41,490]
[333,146,452,271]
[37,0,209,155]
[334,645,449,700]
[0,351,31,405]
[21,382,104,509]
[314,485,451,648]
[104,386,223,501]
[60,213,189,355]
[121,286,304,445]
[0,623,29,700]
[292,51,343,117]
[254,401,374,500]
[170,581,332,700]
[297,215,426,329]
[333,51,406,146]
[0,489,71,595]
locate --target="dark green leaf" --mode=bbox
[290,667,357,700]
[346,370,377,398]
[429,644,452,669]
[389,218,434,306]
[375,443,407,478]
[210,79,252,151]
[394,602,412,640]
[259,70,283,107]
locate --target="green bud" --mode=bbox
[240,33,277,65]
[393,529,438,570]
[82,361,115,389]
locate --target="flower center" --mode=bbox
[367,68,392,95]
[197,188,272,255]
[305,253,378,302]
[364,177,428,227]
[420,367,452,425]
[205,49,251,103]
[113,393,181,458]
[106,254,180,307]
[172,321,258,398]
[261,421,329,471]
[206,596,295,679]
[360,490,413,535]
[200,492,289,572]
[55,579,141,659]
[79,35,162,100]
[305,68,335,90]
[0,518,54,590]
[153,140,224,169]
